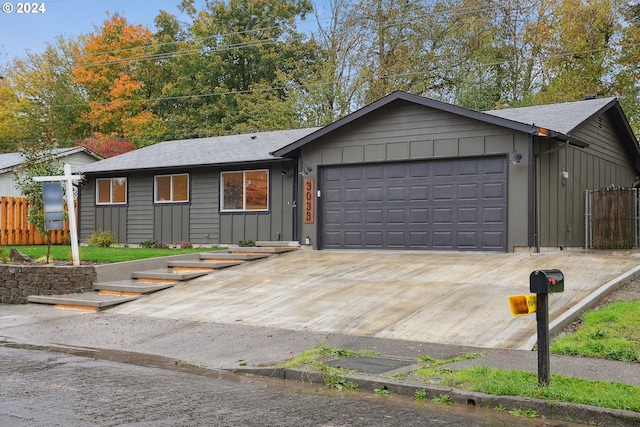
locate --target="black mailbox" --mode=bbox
[530,269,564,294]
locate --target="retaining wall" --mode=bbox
[0,265,96,304]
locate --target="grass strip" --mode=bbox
[1,245,222,263]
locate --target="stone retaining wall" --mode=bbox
[0,265,97,304]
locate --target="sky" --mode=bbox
[0,0,324,67]
[0,0,205,65]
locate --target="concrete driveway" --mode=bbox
[109,250,640,349]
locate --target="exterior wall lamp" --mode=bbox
[299,164,312,175]
[509,150,522,164]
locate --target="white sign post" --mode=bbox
[34,164,83,266]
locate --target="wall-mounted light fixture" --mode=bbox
[299,164,312,175]
[509,150,522,164]
[280,167,290,176]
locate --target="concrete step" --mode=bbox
[28,292,138,311]
[131,269,211,283]
[166,260,243,272]
[198,252,270,262]
[255,241,300,248]
[227,246,299,255]
[94,280,177,296]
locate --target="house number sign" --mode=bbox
[304,179,314,224]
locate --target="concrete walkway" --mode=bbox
[108,250,640,349]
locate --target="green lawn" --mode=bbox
[1,245,223,263]
[551,299,640,362]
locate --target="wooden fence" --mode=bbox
[0,196,75,245]
[585,188,639,249]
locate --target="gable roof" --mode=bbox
[0,146,102,174]
[484,96,618,136]
[272,91,637,157]
[78,128,321,174]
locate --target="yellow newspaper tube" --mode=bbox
[508,294,537,316]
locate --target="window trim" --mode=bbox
[220,169,269,212]
[154,173,190,204]
[95,177,127,205]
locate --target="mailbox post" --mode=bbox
[529,269,564,386]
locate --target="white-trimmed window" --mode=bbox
[96,177,127,205]
[221,169,269,211]
[154,173,189,203]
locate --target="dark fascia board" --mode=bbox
[79,158,286,176]
[272,91,548,157]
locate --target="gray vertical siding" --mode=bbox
[126,172,154,244]
[78,179,96,242]
[298,102,530,251]
[535,111,637,248]
[153,203,189,245]
[190,169,219,244]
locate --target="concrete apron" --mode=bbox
[108,250,640,350]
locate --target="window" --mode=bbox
[154,173,189,203]
[96,177,127,205]
[221,170,269,211]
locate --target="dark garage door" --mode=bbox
[320,156,507,251]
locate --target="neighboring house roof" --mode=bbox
[273,91,638,157]
[0,146,103,174]
[78,128,321,174]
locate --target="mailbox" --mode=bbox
[529,269,564,294]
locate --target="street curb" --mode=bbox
[236,367,640,427]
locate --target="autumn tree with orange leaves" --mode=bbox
[72,14,165,147]
[77,136,136,158]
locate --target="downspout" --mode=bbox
[529,134,541,253]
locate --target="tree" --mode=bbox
[77,136,136,158]
[13,135,64,261]
[165,0,318,135]
[73,14,166,146]
[0,38,88,151]
[531,0,620,104]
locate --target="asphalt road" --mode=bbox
[0,345,583,427]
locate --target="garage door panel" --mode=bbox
[387,209,406,224]
[458,207,478,224]
[345,188,363,202]
[458,183,478,200]
[457,232,478,248]
[482,232,505,249]
[324,188,343,203]
[409,232,429,248]
[483,182,505,199]
[433,232,453,248]
[433,208,453,224]
[365,209,383,225]
[410,208,428,224]
[345,210,363,224]
[321,157,507,251]
[410,185,428,201]
[483,207,505,224]
[434,185,453,200]
[366,187,384,202]
[388,186,406,201]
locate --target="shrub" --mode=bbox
[179,241,193,249]
[139,239,157,249]
[86,231,118,247]
[239,239,255,247]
